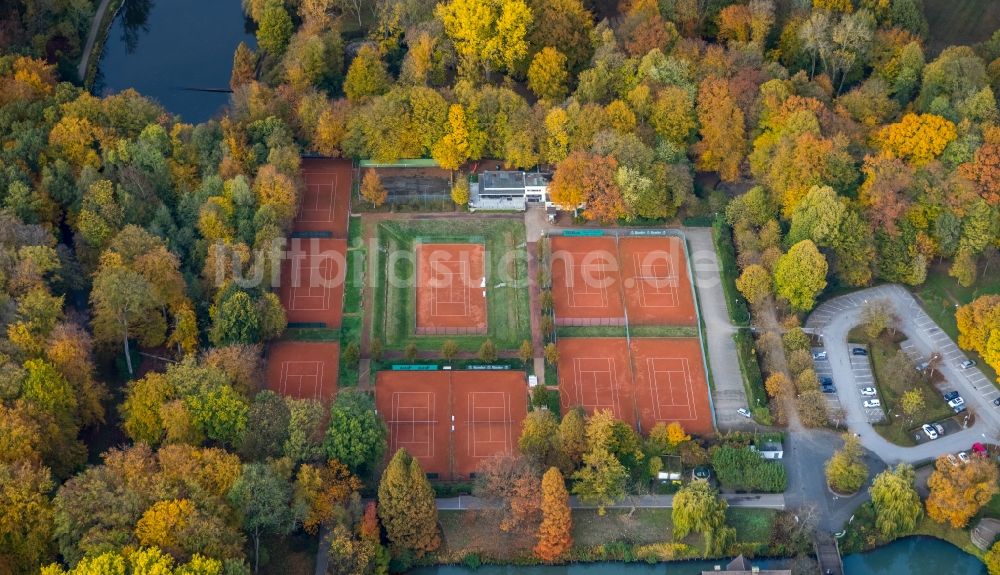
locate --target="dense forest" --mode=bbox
[1,0,999,572]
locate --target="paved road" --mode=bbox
[685,228,752,431]
[437,492,786,511]
[806,284,998,465]
[77,0,115,81]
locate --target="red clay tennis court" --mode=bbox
[558,337,713,434]
[452,371,527,477]
[296,158,351,236]
[279,238,347,328]
[619,236,696,326]
[376,370,528,479]
[557,338,636,427]
[550,236,624,326]
[415,243,487,334]
[376,371,452,478]
[631,338,712,435]
[265,341,339,401]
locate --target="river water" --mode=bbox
[94,0,255,123]
[409,537,985,575]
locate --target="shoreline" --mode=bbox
[76,0,124,88]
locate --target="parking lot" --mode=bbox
[810,347,846,419]
[848,345,887,424]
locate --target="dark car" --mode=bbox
[852,348,868,356]
[944,391,960,401]
[821,377,834,386]
[822,385,837,394]
[994,397,1000,407]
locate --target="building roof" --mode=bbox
[481,171,525,192]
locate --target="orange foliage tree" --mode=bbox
[534,466,572,561]
[694,77,746,182]
[958,126,1000,205]
[548,152,624,222]
[926,455,999,528]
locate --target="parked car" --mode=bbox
[813,351,828,360]
[960,359,976,370]
[922,424,939,440]
[958,452,971,463]
[821,377,834,386]
[954,404,967,414]
[933,423,945,435]
[852,347,868,356]
[948,397,965,408]
[737,408,752,419]
[943,390,960,401]
[994,397,1000,407]
[860,387,877,396]
[863,399,881,408]
[822,385,837,394]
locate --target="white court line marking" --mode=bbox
[389,392,436,458]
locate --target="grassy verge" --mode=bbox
[867,333,955,446]
[912,265,1000,385]
[734,330,768,413]
[372,218,531,353]
[711,215,750,327]
[435,507,780,565]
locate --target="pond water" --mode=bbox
[408,537,985,575]
[95,0,255,123]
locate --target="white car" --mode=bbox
[860,387,877,396]
[948,397,966,408]
[958,452,971,463]
[922,424,939,440]
[959,360,976,370]
[812,351,828,360]
[863,399,881,408]
[737,408,752,419]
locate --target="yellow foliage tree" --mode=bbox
[764,372,791,398]
[360,169,388,208]
[527,47,569,102]
[135,498,196,552]
[432,104,472,170]
[926,455,999,528]
[875,113,957,166]
[956,295,1000,383]
[665,422,691,446]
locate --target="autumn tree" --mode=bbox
[736,264,773,306]
[473,455,540,534]
[294,460,362,535]
[378,449,440,555]
[650,86,696,146]
[672,481,732,556]
[519,409,561,468]
[862,299,895,340]
[436,0,533,78]
[0,463,54,573]
[548,152,623,222]
[451,177,470,206]
[764,372,792,399]
[926,455,999,528]
[534,466,572,562]
[432,104,473,170]
[876,113,958,165]
[959,126,1000,205]
[527,0,593,71]
[231,42,257,90]
[694,77,745,182]
[825,434,868,494]
[869,464,922,539]
[344,45,391,102]
[900,389,925,422]
[987,541,1000,575]
[360,169,387,208]
[956,296,1000,378]
[528,47,569,102]
[774,240,828,311]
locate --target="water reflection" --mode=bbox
[96,0,256,122]
[120,0,154,53]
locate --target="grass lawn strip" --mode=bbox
[372,218,531,352]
